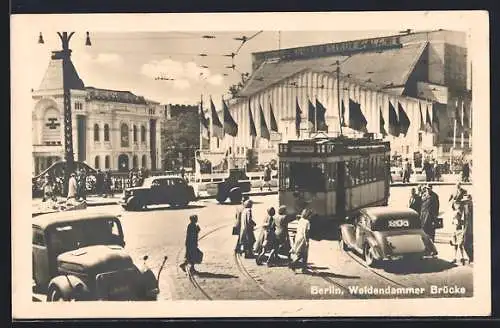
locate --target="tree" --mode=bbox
[227,72,250,99]
[161,105,200,170]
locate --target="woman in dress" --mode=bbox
[179,215,201,273]
[239,199,257,258]
[289,208,312,273]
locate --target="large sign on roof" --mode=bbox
[253,35,402,66]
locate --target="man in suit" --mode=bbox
[409,187,422,215]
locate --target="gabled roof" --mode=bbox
[38,52,85,91]
[239,42,428,98]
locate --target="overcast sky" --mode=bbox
[31,30,426,105]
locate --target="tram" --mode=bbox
[278,134,391,225]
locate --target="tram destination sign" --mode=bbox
[253,35,402,64]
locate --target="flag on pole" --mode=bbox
[269,102,279,132]
[199,106,210,139]
[418,102,425,131]
[455,99,463,133]
[308,98,316,131]
[248,99,257,137]
[295,96,302,138]
[397,102,411,137]
[431,103,440,134]
[348,98,368,133]
[379,107,387,137]
[341,100,346,127]
[315,98,328,131]
[210,97,224,138]
[222,98,238,137]
[388,100,400,136]
[425,104,433,133]
[259,104,270,140]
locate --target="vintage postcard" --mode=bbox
[11,11,490,318]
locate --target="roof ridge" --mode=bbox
[399,41,429,89]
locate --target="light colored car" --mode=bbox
[339,207,440,267]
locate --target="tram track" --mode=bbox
[342,248,410,289]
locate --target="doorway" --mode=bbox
[118,154,129,172]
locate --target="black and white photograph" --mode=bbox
[11,11,490,317]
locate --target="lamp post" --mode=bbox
[38,31,91,196]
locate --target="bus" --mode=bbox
[278,134,391,227]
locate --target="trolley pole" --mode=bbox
[336,60,343,136]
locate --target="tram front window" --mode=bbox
[289,162,326,192]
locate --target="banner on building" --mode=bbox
[397,102,411,137]
[223,98,238,137]
[269,102,279,132]
[259,104,270,140]
[295,96,302,138]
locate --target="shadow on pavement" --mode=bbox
[142,204,206,212]
[307,270,361,279]
[194,271,239,279]
[381,258,457,274]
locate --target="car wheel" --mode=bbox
[177,199,189,208]
[216,194,227,204]
[364,244,375,267]
[47,286,66,302]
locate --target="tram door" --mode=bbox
[336,161,346,219]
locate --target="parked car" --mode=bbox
[120,175,196,211]
[339,207,439,267]
[32,212,167,301]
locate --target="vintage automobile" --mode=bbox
[120,175,196,211]
[32,212,167,301]
[212,168,251,204]
[339,207,439,267]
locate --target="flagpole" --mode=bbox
[314,96,318,133]
[460,99,465,148]
[336,60,343,137]
[199,94,203,152]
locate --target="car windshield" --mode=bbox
[48,218,123,256]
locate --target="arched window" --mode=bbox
[95,156,100,169]
[132,155,138,168]
[141,155,147,168]
[121,123,129,147]
[133,125,138,143]
[105,155,110,169]
[104,124,110,142]
[94,124,100,141]
[141,126,146,143]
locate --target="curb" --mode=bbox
[32,182,472,208]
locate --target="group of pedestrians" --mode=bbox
[408,182,473,265]
[232,196,312,274]
[408,183,440,242]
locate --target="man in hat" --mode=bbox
[409,187,422,215]
[420,185,435,242]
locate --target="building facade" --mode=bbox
[205,30,472,167]
[32,50,164,175]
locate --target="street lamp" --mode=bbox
[38,31,92,196]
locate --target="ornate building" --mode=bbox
[205,30,472,167]
[32,50,164,175]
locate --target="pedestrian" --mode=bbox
[417,184,423,198]
[261,164,272,191]
[463,194,473,263]
[403,158,411,183]
[420,186,436,242]
[104,170,113,198]
[462,162,470,182]
[289,208,312,274]
[254,207,277,262]
[179,215,202,274]
[67,172,78,200]
[77,170,87,201]
[233,195,249,253]
[274,205,292,259]
[42,174,57,202]
[424,160,432,182]
[239,199,257,258]
[409,187,422,215]
[449,182,467,210]
[449,199,467,265]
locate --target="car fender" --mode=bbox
[47,275,90,301]
[136,268,159,300]
[339,224,356,246]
